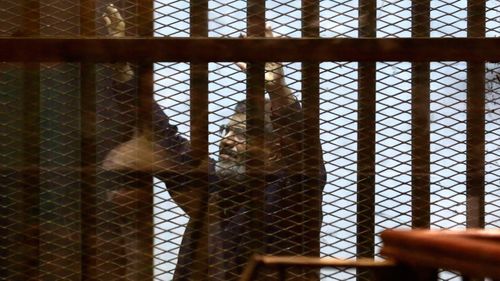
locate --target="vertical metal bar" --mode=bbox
[301,0,321,272]
[136,1,154,280]
[302,2,321,280]
[278,266,287,281]
[21,65,41,281]
[80,1,97,280]
[20,1,40,280]
[0,3,23,279]
[246,0,266,260]
[1,26,26,281]
[357,0,376,280]
[37,3,80,279]
[137,0,154,127]
[466,0,485,229]
[411,0,431,229]
[189,0,209,279]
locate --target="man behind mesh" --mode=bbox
[102,5,325,281]
[209,57,326,280]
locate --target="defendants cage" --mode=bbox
[1,1,500,281]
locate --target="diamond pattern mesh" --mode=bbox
[374,62,413,251]
[485,0,500,237]
[320,1,358,37]
[1,1,500,281]
[486,61,500,231]
[39,63,81,280]
[430,0,467,37]
[319,61,358,281]
[378,1,411,37]
[1,63,25,280]
[430,62,468,231]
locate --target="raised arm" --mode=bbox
[236,25,296,111]
[101,3,190,173]
[236,25,325,184]
[102,4,134,83]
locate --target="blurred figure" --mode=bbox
[99,4,191,281]
[102,5,325,280]
[210,26,325,281]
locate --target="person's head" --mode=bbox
[216,100,276,180]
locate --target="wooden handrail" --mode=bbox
[239,255,397,281]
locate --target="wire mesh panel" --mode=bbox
[485,0,500,233]
[374,61,413,248]
[1,62,26,280]
[319,61,359,281]
[1,1,500,281]
[430,61,468,231]
[485,60,500,230]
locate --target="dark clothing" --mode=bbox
[104,77,325,281]
[96,76,192,280]
[155,101,326,281]
[211,174,324,281]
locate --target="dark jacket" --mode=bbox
[159,101,326,281]
[105,74,325,281]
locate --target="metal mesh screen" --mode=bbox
[1,1,500,281]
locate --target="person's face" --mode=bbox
[216,113,247,179]
[220,113,247,161]
[216,103,275,179]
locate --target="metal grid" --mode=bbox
[1,1,500,281]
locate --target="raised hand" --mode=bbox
[102,3,125,37]
[102,3,133,82]
[235,25,295,108]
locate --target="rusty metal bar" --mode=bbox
[301,2,322,280]
[135,64,155,281]
[302,0,321,267]
[80,0,97,280]
[357,1,376,281]
[246,0,266,261]
[411,0,431,229]
[135,1,154,280]
[137,2,155,130]
[20,66,41,280]
[466,0,486,229]
[1,37,500,62]
[20,1,40,280]
[188,0,210,279]
[357,0,376,268]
